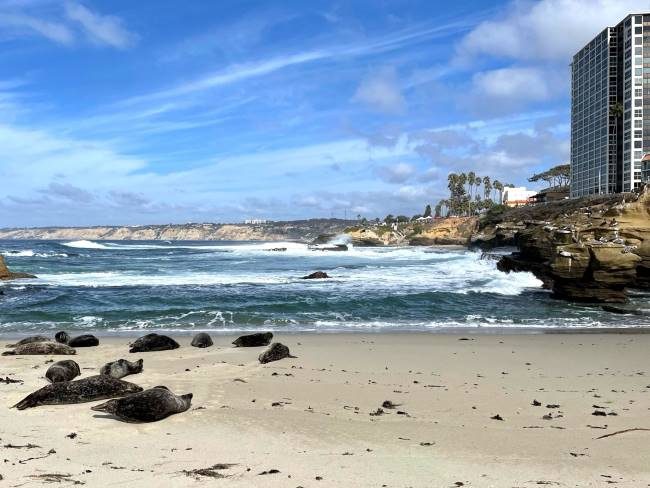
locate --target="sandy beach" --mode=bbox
[1,332,649,487]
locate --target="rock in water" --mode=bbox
[258,343,294,364]
[129,333,180,353]
[100,359,144,379]
[7,336,50,348]
[191,333,213,348]
[46,360,81,383]
[91,386,193,422]
[232,332,273,348]
[12,375,142,410]
[0,256,36,281]
[68,334,99,347]
[301,271,330,279]
[55,331,70,344]
[2,342,76,356]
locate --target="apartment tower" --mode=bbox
[571,13,649,197]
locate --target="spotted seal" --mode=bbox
[91,386,193,422]
[100,359,143,379]
[2,342,76,356]
[12,375,142,410]
[258,342,295,364]
[68,334,99,347]
[45,360,81,383]
[6,336,51,348]
[232,332,273,348]
[129,333,179,353]
[55,331,70,344]
[191,333,213,348]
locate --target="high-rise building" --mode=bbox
[570,13,649,197]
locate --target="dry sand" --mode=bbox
[1,332,649,487]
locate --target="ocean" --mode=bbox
[1,239,649,335]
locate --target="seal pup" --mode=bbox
[12,375,142,410]
[2,342,76,356]
[92,386,193,422]
[100,359,143,379]
[232,332,273,348]
[129,333,179,353]
[68,334,99,347]
[191,333,213,348]
[55,331,70,344]
[6,335,50,348]
[46,360,81,383]
[258,342,295,364]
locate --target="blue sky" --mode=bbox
[0,0,645,226]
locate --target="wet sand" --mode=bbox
[1,332,649,487]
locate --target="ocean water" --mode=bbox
[1,239,649,335]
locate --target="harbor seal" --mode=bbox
[258,342,295,364]
[91,386,193,422]
[191,333,213,348]
[12,375,142,410]
[46,360,81,383]
[6,335,51,348]
[129,333,179,353]
[232,332,273,348]
[55,331,70,344]
[100,359,143,379]
[2,342,76,356]
[68,334,99,347]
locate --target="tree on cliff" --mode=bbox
[423,204,432,218]
[528,164,570,188]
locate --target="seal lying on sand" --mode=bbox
[232,332,273,348]
[92,386,193,423]
[191,333,213,348]
[7,335,50,348]
[55,331,70,344]
[68,334,99,347]
[2,342,76,356]
[258,342,295,364]
[100,359,143,379]
[129,333,179,353]
[46,360,81,383]
[12,375,142,410]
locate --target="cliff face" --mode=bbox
[495,188,650,303]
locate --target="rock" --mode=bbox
[258,343,294,364]
[232,332,273,347]
[302,271,330,279]
[0,256,36,281]
[129,333,180,353]
[601,305,643,315]
[68,334,99,347]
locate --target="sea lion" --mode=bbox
[129,333,179,353]
[91,386,193,422]
[2,342,76,356]
[100,359,143,379]
[258,342,295,364]
[191,333,213,348]
[6,335,51,348]
[55,331,70,344]
[232,332,273,348]
[12,375,142,410]
[68,334,99,347]
[46,360,81,383]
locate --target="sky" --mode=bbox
[0,0,648,227]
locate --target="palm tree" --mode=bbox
[493,180,504,204]
[467,171,476,201]
[483,176,492,202]
[458,173,468,215]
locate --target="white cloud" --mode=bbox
[64,2,135,49]
[375,162,416,183]
[353,67,405,114]
[0,12,74,44]
[472,67,555,102]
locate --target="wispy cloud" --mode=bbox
[64,2,136,49]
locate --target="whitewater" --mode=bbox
[1,239,648,334]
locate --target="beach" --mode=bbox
[1,332,649,487]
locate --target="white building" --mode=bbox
[502,187,536,207]
[244,219,268,225]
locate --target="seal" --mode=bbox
[129,333,179,353]
[6,335,51,348]
[232,332,273,348]
[92,386,193,423]
[100,359,144,379]
[2,342,76,356]
[68,334,99,347]
[258,342,295,364]
[191,333,213,348]
[46,360,81,383]
[12,375,143,410]
[55,331,70,344]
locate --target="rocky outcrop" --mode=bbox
[345,228,407,246]
[496,187,650,303]
[408,217,479,246]
[0,256,36,281]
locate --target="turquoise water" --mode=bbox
[1,239,649,334]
